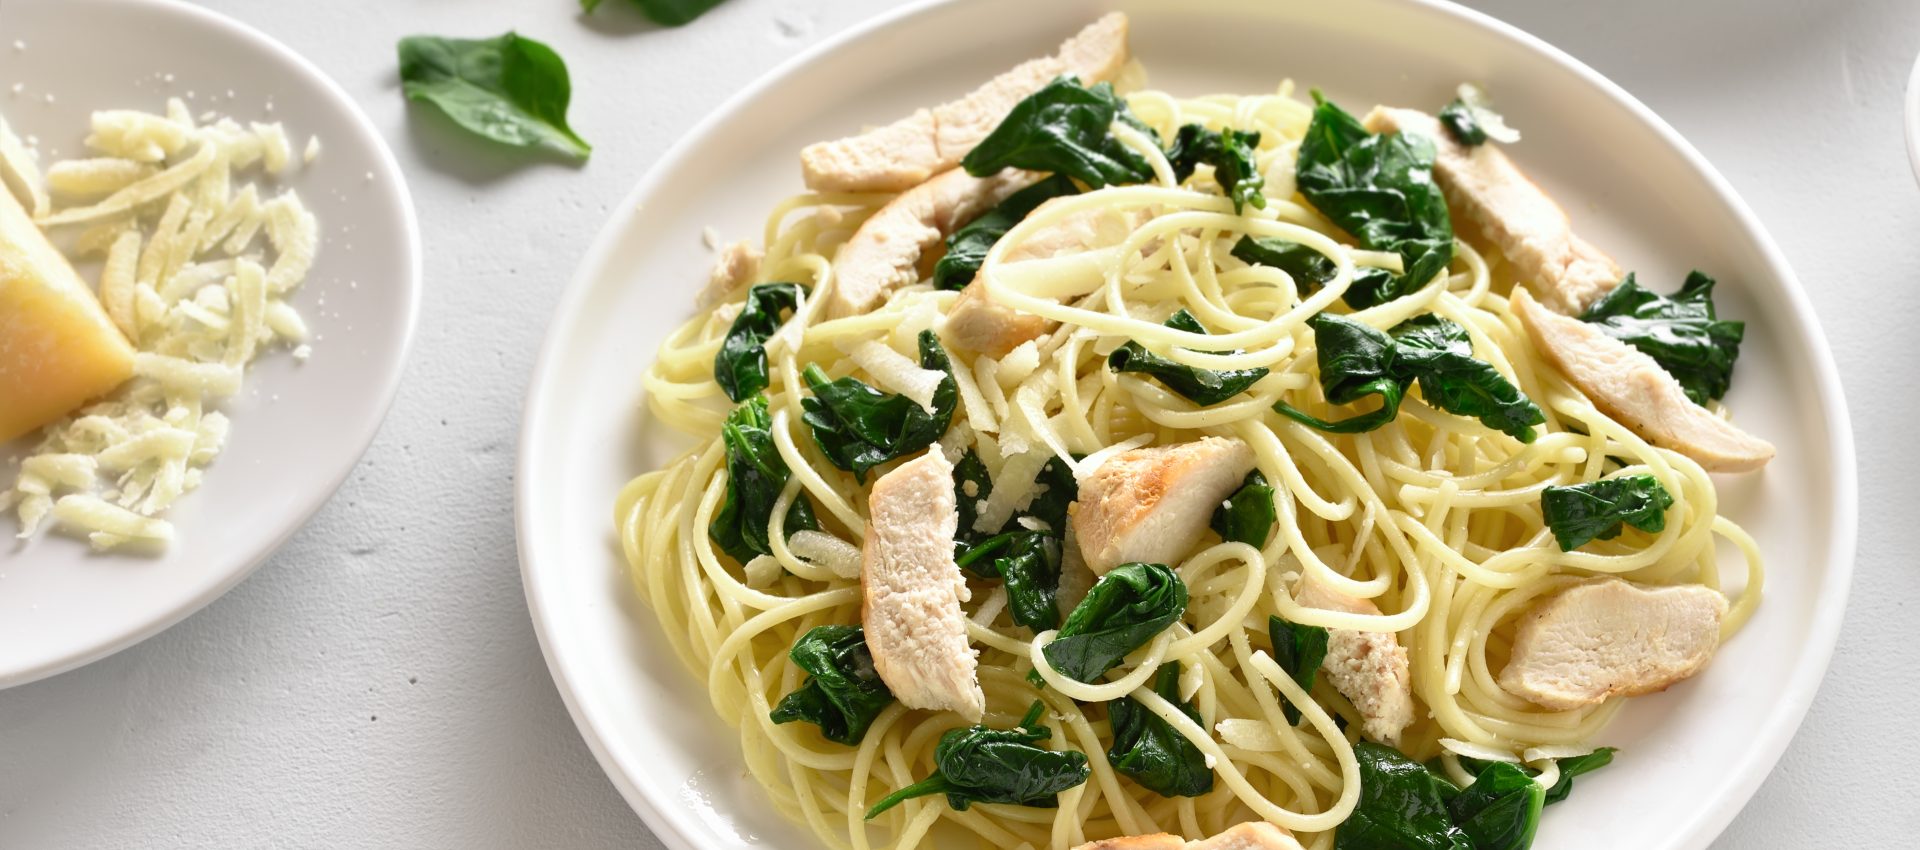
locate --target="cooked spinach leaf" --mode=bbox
[579,0,728,26]
[1295,94,1454,308]
[1543,747,1615,805]
[397,32,590,160]
[1540,474,1674,551]
[1230,235,1400,306]
[1276,313,1543,442]
[1267,614,1330,725]
[956,531,1063,631]
[1022,456,1080,535]
[800,330,957,481]
[714,282,806,402]
[709,395,819,565]
[1165,124,1266,213]
[1107,663,1213,797]
[769,625,894,745]
[1211,470,1276,548]
[865,700,1090,818]
[962,76,1156,188]
[933,175,1080,291]
[952,450,995,540]
[1439,98,1487,147]
[1337,742,1471,850]
[1043,563,1188,683]
[1108,310,1270,406]
[1579,271,1745,405]
[1448,761,1543,850]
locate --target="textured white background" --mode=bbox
[1,0,1915,847]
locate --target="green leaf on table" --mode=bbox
[709,395,820,565]
[1043,563,1188,683]
[962,76,1157,188]
[865,700,1090,818]
[714,282,806,402]
[933,175,1081,291]
[1579,271,1745,405]
[580,0,729,26]
[769,625,894,745]
[1540,474,1674,551]
[800,330,957,482]
[1107,663,1213,797]
[1108,310,1270,406]
[397,32,590,160]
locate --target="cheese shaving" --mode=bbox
[845,339,943,412]
[787,530,862,579]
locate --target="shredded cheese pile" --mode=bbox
[0,98,318,550]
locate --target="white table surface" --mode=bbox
[2,0,1915,847]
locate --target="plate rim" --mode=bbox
[1905,50,1920,184]
[0,0,424,688]
[515,1,1860,848]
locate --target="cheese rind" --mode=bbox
[0,184,136,443]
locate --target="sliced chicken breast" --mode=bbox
[1499,578,1727,711]
[1073,823,1304,850]
[1363,106,1621,316]
[699,240,761,309]
[1072,437,1255,575]
[945,200,1145,356]
[827,167,1040,318]
[862,448,984,721]
[1511,287,1775,472]
[800,13,1131,194]
[1296,572,1415,747]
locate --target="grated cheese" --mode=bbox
[844,338,943,412]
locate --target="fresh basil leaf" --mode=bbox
[800,330,957,481]
[1107,663,1213,797]
[1579,271,1745,405]
[1108,310,1270,406]
[1390,315,1544,442]
[1267,614,1330,725]
[1543,747,1615,805]
[579,0,728,25]
[865,700,1090,818]
[1336,743,1473,850]
[769,625,894,745]
[1275,312,1408,433]
[1540,474,1674,551]
[1231,236,1400,307]
[397,32,590,160]
[1448,761,1544,850]
[1295,94,1454,308]
[933,175,1081,291]
[962,76,1155,188]
[1044,563,1188,683]
[1439,98,1487,146]
[1164,124,1266,213]
[714,282,806,402]
[709,395,819,565]
[1211,470,1276,548]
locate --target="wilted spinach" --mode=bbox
[951,453,1078,631]
[1540,474,1674,551]
[1276,313,1543,442]
[709,395,819,565]
[769,625,894,745]
[714,282,806,402]
[962,76,1156,188]
[865,700,1090,818]
[1107,664,1213,797]
[800,330,957,481]
[1108,310,1270,406]
[1165,124,1266,213]
[1579,271,1745,405]
[933,175,1080,291]
[1337,743,1471,850]
[1448,762,1544,850]
[1211,470,1276,548]
[1043,563,1188,683]
[1439,98,1487,147]
[1268,614,1330,725]
[397,32,591,161]
[1543,748,1615,804]
[1231,235,1401,307]
[579,0,728,26]
[1295,94,1454,308]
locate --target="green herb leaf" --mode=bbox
[1438,98,1487,146]
[1044,563,1188,683]
[933,175,1081,291]
[769,625,894,745]
[1107,664,1214,797]
[1336,743,1472,850]
[1579,271,1745,405]
[1267,614,1330,725]
[1231,235,1401,307]
[1295,94,1454,308]
[1274,313,1408,433]
[580,0,729,26]
[865,700,1090,818]
[714,282,806,402]
[709,395,819,565]
[397,32,590,160]
[1447,761,1544,850]
[800,330,957,482]
[1108,310,1270,406]
[1165,124,1266,213]
[1540,474,1674,551]
[1211,470,1276,548]
[961,76,1156,188]
[1543,747,1615,805]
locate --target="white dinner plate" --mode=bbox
[1906,51,1920,184]
[517,1,1858,847]
[0,0,420,687]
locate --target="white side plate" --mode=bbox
[517,1,1857,848]
[0,0,421,687]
